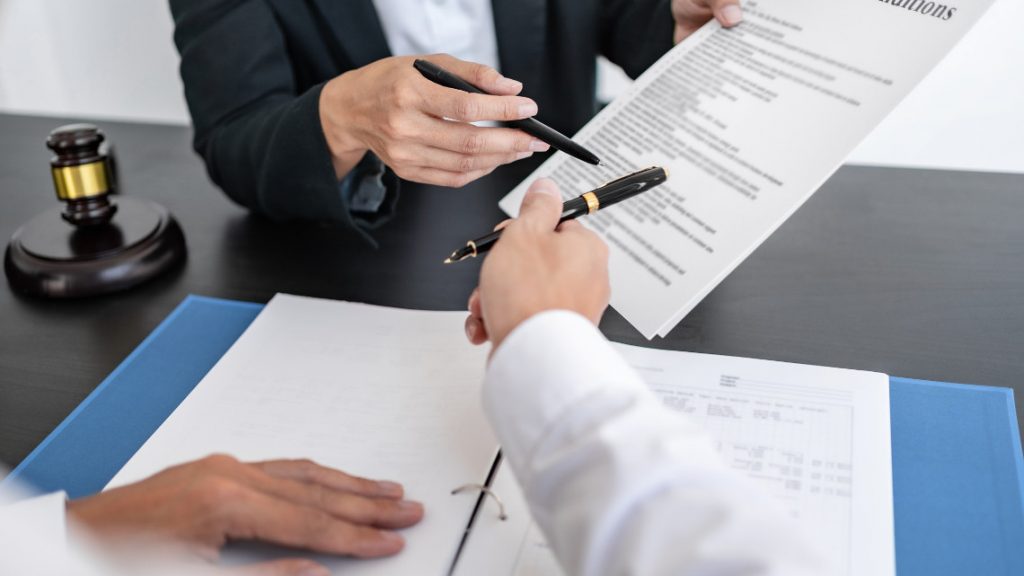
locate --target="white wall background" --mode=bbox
[0,0,187,124]
[0,0,1021,172]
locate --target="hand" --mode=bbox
[68,455,424,574]
[671,0,744,44]
[464,179,610,350]
[320,53,550,187]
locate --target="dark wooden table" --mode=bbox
[2,112,1022,467]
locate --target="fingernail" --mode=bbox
[515,151,533,160]
[359,531,405,556]
[465,321,477,341]
[376,481,403,496]
[518,101,538,118]
[379,531,405,548]
[721,5,743,26]
[529,139,550,152]
[496,76,522,92]
[397,500,424,513]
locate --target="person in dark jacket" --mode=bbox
[169,0,742,238]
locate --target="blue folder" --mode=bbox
[5,295,1024,575]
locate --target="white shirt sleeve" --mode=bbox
[0,490,68,537]
[483,310,832,576]
[0,491,72,574]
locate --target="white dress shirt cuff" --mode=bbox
[484,310,648,467]
[0,490,68,546]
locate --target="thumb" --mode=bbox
[232,559,330,576]
[710,0,743,27]
[517,178,563,233]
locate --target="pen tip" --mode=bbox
[443,257,453,265]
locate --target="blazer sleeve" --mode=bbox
[169,0,397,234]
[599,0,675,79]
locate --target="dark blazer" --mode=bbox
[169,0,674,237]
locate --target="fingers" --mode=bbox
[398,165,497,188]
[403,143,532,174]
[420,82,538,123]
[225,489,407,558]
[425,119,548,156]
[424,54,524,95]
[262,481,423,530]
[516,178,564,234]
[465,314,488,346]
[468,289,483,318]
[232,559,330,576]
[382,121,547,186]
[465,289,489,345]
[708,0,743,26]
[245,461,423,530]
[413,56,535,123]
[253,459,403,499]
[673,0,742,43]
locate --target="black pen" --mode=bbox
[413,59,603,166]
[444,166,668,264]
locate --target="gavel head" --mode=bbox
[47,124,117,226]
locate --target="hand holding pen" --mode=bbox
[445,167,669,263]
[319,54,552,187]
[462,178,615,349]
[414,59,603,166]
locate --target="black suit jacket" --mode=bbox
[169,0,674,236]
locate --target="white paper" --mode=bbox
[454,345,893,576]
[500,0,996,338]
[107,294,497,575]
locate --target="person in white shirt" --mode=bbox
[465,178,828,575]
[0,178,823,575]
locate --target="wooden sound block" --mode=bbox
[4,197,186,298]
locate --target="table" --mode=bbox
[1,113,1022,467]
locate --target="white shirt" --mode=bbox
[485,311,830,576]
[371,0,501,71]
[0,488,107,576]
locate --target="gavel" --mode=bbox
[4,124,187,298]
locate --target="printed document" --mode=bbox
[107,295,496,575]
[107,295,892,574]
[454,344,893,576]
[501,0,996,338]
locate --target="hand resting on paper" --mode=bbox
[67,454,423,575]
[464,178,611,350]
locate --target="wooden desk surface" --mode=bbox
[1,113,1022,467]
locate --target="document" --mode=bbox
[501,0,996,338]
[107,295,496,575]
[454,344,893,576]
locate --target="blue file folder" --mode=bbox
[5,295,1024,575]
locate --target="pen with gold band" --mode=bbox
[444,166,669,264]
